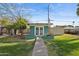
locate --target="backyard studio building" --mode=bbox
[29,23,50,36]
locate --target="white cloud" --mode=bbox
[16,7,36,12]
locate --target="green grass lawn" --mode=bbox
[45,34,79,56]
[0,37,34,56]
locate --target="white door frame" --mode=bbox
[34,26,44,36]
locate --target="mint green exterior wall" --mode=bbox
[29,26,48,36]
[44,26,48,35]
[30,26,35,35]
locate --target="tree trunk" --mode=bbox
[0,27,3,35]
[14,29,17,35]
[8,29,11,36]
[12,29,15,36]
[0,27,4,35]
[20,29,24,38]
[20,29,23,36]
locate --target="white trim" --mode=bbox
[43,26,44,35]
[34,26,36,36]
[35,26,44,36]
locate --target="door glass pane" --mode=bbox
[40,27,43,35]
[36,27,39,35]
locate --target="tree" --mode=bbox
[5,17,29,36]
[0,3,30,36]
[0,4,17,21]
[13,17,29,36]
[0,3,31,21]
[6,24,13,35]
[76,4,79,16]
[0,17,10,35]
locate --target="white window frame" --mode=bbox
[34,26,44,36]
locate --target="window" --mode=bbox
[36,27,39,35]
[40,27,43,35]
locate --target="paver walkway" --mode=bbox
[32,37,48,56]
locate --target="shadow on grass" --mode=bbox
[47,39,79,56]
[0,42,34,56]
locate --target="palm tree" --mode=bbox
[76,4,79,16]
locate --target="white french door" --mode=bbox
[35,26,44,36]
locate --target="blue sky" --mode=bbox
[7,3,79,26]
